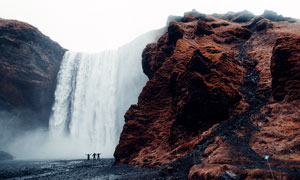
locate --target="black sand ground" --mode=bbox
[0,159,161,180]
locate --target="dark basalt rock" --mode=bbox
[262,10,293,22]
[217,10,254,23]
[232,10,255,23]
[182,9,214,22]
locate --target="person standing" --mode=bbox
[85,154,91,160]
[97,153,101,160]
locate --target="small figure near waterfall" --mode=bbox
[97,153,101,160]
[86,153,101,160]
[85,153,91,160]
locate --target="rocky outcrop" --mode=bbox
[271,36,300,101]
[262,10,295,22]
[115,14,245,166]
[115,10,300,179]
[0,18,65,127]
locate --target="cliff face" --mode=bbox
[115,10,300,179]
[0,18,66,127]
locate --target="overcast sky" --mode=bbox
[0,0,299,52]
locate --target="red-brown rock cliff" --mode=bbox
[115,10,300,179]
[0,18,66,128]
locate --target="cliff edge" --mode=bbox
[115,10,300,179]
[0,18,66,129]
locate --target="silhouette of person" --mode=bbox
[97,153,101,160]
[92,153,96,160]
[85,154,91,160]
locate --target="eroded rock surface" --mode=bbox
[0,18,65,127]
[115,10,300,179]
[271,36,300,101]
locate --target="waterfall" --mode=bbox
[49,29,162,158]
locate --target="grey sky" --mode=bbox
[0,0,298,51]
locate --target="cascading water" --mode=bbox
[48,29,162,158]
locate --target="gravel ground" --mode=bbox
[0,159,160,180]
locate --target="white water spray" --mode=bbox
[47,29,162,158]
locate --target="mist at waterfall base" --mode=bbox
[1,29,162,160]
